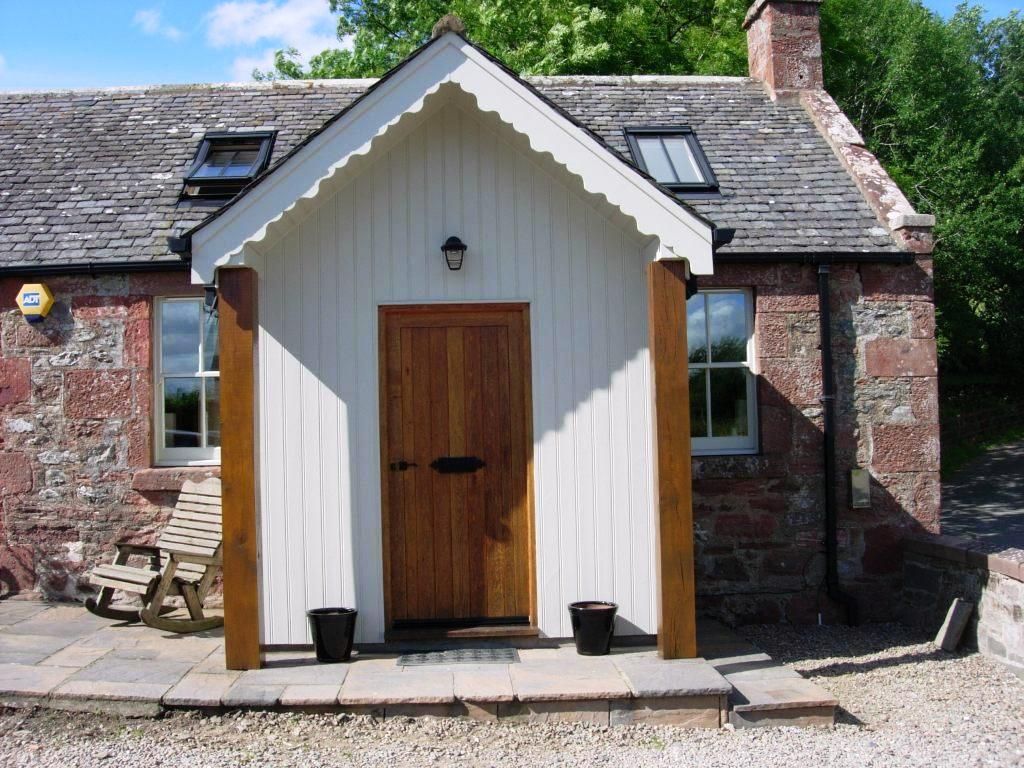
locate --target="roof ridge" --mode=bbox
[0,74,754,97]
[0,79,380,96]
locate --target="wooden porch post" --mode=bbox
[647,260,698,659]
[218,267,262,670]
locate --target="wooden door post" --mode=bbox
[647,260,697,659]
[218,267,262,670]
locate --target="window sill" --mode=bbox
[132,466,221,493]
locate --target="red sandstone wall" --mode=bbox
[694,260,939,624]
[0,271,216,600]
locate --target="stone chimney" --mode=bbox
[744,0,823,99]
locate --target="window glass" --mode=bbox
[160,300,200,373]
[164,378,201,448]
[710,368,749,437]
[687,293,708,363]
[630,130,713,189]
[662,137,705,184]
[205,378,221,448]
[156,297,220,464]
[203,306,219,371]
[708,293,748,363]
[192,147,260,178]
[636,137,678,183]
[686,290,756,453]
[689,369,708,437]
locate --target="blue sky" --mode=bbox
[0,0,1019,91]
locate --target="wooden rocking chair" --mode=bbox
[85,477,224,633]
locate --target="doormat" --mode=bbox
[397,647,520,666]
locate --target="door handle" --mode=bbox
[389,460,418,471]
[430,456,486,474]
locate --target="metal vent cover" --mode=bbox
[397,647,520,666]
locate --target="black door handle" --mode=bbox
[389,460,418,471]
[430,456,486,474]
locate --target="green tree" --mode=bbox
[258,0,749,80]
[261,1,1024,380]
[821,2,1024,376]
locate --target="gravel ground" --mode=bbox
[0,624,1020,768]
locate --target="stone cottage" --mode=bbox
[0,0,938,668]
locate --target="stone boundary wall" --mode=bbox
[902,534,1024,678]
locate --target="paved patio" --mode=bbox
[0,602,837,727]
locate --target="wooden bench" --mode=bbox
[85,477,224,633]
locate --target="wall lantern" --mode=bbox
[441,236,467,271]
[16,282,55,324]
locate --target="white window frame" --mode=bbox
[153,296,221,466]
[689,288,758,456]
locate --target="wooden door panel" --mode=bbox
[380,305,534,629]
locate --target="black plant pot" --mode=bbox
[568,601,618,656]
[307,607,358,663]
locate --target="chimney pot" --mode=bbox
[744,0,824,99]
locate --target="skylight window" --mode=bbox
[183,131,275,199]
[624,127,718,195]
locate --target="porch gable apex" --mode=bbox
[189,32,715,284]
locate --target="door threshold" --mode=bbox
[385,624,540,642]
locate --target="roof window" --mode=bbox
[624,127,718,195]
[182,131,275,199]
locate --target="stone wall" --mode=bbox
[1,260,940,625]
[0,271,216,600]
[694,259,939,625]
[902,534,1024,679]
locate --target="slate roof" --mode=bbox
[0,76,899,271]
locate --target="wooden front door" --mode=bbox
[379,304,534,632]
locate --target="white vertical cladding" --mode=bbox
[257,99,657,644]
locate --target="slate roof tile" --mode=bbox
[0,77,899,270]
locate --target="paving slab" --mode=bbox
[0,633,79,664]
[730,705,835,728]
[499,699,610,724]
[610,695,723,727]
[340,667,454,705]
[4,612,109,639]
[613,657,731,697]
[730,677,838,712]
[222,683,285,708]
[707,651,774,675]
[164,672,240,707]
[280,684,344,707]
[106,637,226,663]
[0,662,77,697]
[509,658,631,701]
[451,664,514,702]
[0,602,49,625]
[54,655,194,702]
[235,657,350,686]
[40,645,111,669]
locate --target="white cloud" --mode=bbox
[206,0,341,78]
[133,9,183,41]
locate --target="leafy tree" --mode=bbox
[260,0,1024,381]
[257,0,749,80]
[821,2,1024,376]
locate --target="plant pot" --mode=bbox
[568,601,617,656]
[306,607,357,663]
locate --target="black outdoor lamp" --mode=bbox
[441,236,467,271]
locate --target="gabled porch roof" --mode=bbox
[187,31,716,284]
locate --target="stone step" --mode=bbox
[727,677,838,728]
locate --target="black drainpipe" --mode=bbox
[816,264,858,625]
